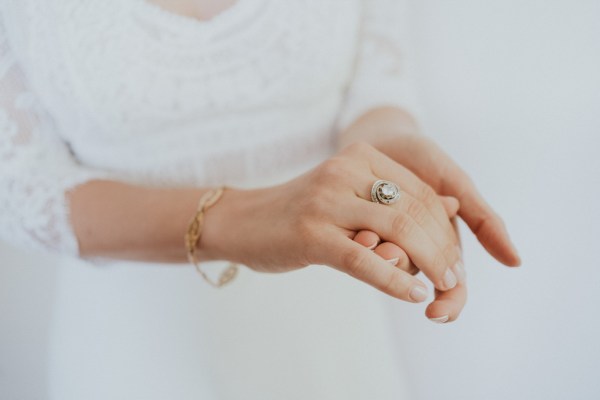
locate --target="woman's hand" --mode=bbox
[338,106,521,267]
[352,194,459,276]
[334,106,521,322]
[352,195,467,323]
[373,133,521,266]
[200,141,464,302]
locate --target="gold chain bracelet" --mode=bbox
[184,186,239,287]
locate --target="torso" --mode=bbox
[2,0,362,188]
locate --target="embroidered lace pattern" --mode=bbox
[0,0,421,257]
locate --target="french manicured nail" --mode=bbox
[386,257,400,266]
[429,315,449,324]
[442,268,457,290]
[452,260,466,283]
[409,286,428,302]
[367,242,378,250]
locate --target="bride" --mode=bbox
[0,0,520,399]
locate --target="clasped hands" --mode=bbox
[341,133,520,323]
[200,110,520,324]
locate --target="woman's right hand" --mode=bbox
[200,141,464,302]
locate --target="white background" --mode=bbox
[1,1,599,399]
[388,1,600,399]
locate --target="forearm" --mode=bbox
[336,106,422,150]
[68,179,235,264]
[67,107,419,264]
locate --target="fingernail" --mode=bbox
[409,286,428,302]
[367,242,378,250]
[386,257,400,266]
[452,260,466,283]
[442,269,457,290]
[429,315,449,324]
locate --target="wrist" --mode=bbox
[195,185,249,263]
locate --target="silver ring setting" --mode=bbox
[371,180,401,205]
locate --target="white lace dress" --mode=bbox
[0,1,422,399]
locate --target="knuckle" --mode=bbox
[431,250,449,275]
[405,196,429,226]
[316,158,346,182]
[417,183,437,208]
[302,165,348,218]
[443,242,460,263]
[313,158,354,193]
[391,212,412,238]
[381,268,408,298]
[342,247,368,278]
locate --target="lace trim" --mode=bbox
[0,23,113,255]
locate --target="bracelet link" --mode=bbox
[184,186,239,287]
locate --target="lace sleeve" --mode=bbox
[0,22,113,257]
[336,0,424,132]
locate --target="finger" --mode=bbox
[354,194,457,247]
[349,193,460,292]
[323,230,430,303]
[451,215,462,251]
[451,170,521,266]
[329,145,460,290]
[353,229,419,274]
[358,147,462,287]
[450,216,466,285]
[439,196,459,218]
[373,241,405,265]
[400,137,520,266]
[363,144,461,249]
[427,218,467,323]
[426,282,468,324]
[364,147,463,288]
[352,230,379,250]
[372,241,419,275]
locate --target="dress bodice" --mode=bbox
[0,0,421,255]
